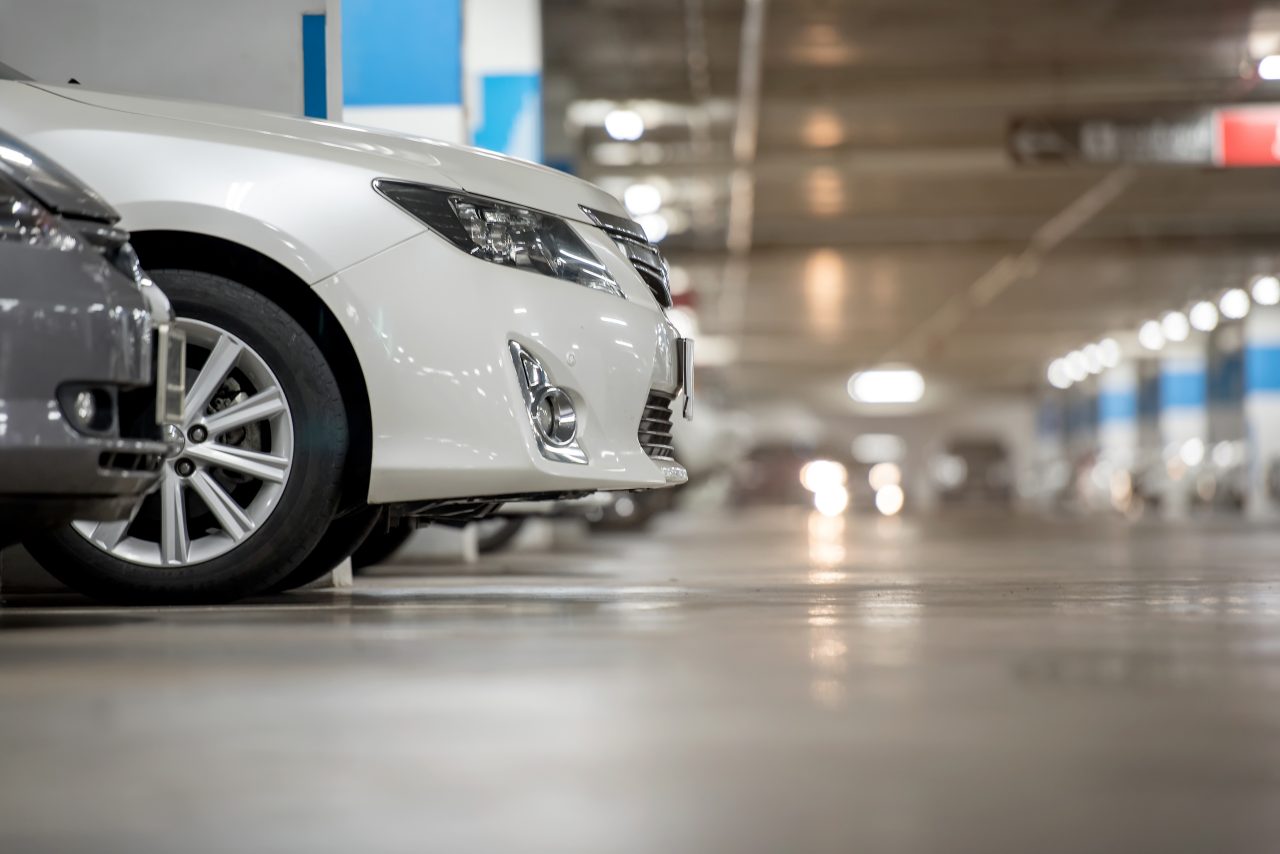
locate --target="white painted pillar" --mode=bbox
[1244,305,1280,519]
[464,0,543,160]
[1098,361,1139,471]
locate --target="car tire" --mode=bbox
[25,269,348,604]
[269,504,383,592]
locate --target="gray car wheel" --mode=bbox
[26,270,348,603]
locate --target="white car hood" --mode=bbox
[30,84,629,224]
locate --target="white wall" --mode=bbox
[0,0,342,117]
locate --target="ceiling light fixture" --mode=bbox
[1138,320,1166,351]
[1220,288,1251,320]
[1161,310,1190,342]
[1098,337,1122,368]
[1189,300,1219,332]
[603,109,645,141]
[1047,359,1072,389]
[1082,343,1104,374]
[1065,350,1089,382]
[848,367,925,404]
[623,183,662,217]
[635,212,669,242]
[1252,275,1280,306]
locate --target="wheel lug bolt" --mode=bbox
[175,459,195,477]
[189,425,208,443]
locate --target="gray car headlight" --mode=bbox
[374,179,624,299]
[0,176,82,252]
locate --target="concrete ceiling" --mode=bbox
[544,0,1280,412]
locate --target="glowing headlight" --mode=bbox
[374,180,623,299]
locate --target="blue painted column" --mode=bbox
[1158,345,1208,518]
[463,0,542,160]
[1244,305,1280,519]
[342,0,466,142]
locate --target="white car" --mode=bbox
[0,68,690,603]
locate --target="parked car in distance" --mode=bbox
[0,129,182,548]
[1,66,691,603]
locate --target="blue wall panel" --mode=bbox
[343,0,462,106]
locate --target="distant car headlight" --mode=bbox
[0,176,82,252]
[374,179,624,299]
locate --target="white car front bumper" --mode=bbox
[315,230,688,503]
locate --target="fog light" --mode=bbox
[73,391,96,427]
[59,386,114,434]
[533,387,578,447]
[509,341,587,465]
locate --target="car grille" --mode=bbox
[638,391,676,460]
[581,207,673,307]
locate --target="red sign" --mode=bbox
[1215,107,1280,167]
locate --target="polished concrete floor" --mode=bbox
[3,508,1280,853]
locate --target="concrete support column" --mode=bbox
[464,0,542,160]
[343,0,466,142]
[1098,361,1139,470]
[1159,346,1208,519]
[1244,305,1280,519]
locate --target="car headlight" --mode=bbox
[374,179,624,299]
[0,176,82,252]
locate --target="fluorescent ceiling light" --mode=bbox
[635,212,669,242]
[623,183,662,216]
[1138,320,1165,351]
[1047,359,1072,389]
[1252,275,1280,306]
[1098,337,1121,368]
[1161,310,1190,342]
[1064,351,1089,382]
[604,109,645,141]
[1220,288,1251,320]
[847,368,925,404]
[1082,343,1103,374]
[1189,301,1219,332]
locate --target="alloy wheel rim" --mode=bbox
[72,318,295,567]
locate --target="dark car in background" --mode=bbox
[0,129,182,546]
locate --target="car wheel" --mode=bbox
[25,270,348,604]
[269,504,383,592]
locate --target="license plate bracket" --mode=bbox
[154,325,187,425]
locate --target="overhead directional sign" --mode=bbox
[1009,106,1280,168]
[1008,115,1214,165]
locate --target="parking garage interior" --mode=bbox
[5,1,1280,850]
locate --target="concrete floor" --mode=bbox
[3,508,1280,853]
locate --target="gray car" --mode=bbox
[0,129,183,546]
